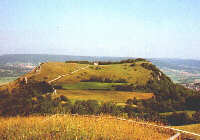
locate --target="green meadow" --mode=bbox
[0,77,17,85]
[61,82,127,90]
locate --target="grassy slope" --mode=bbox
[0,61,153,102]
[0,61,152,88]
[48,62,152,85]
[27,62,87,82]
[0,115,171,140]
[0,77,17,85]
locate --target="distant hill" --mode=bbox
[1,54,200,72]
[1,54,200,83]
[0,54,132,65]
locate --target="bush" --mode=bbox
[115,85,133,91]
[186,95,200,110]
[97,58,147,65]
[135,58,147,62]
[54,85,63,89]
[130,63,136,67]
[132,97,138,105]
[60,95,69,102]
[100,102,122,116]
[141,63,158,72]
[166,112,192,126]
[124,105,138,117]
[192,111,200,123]
[126,99,133,105]
[115,78,128,83]
[71,100,100,115]
[81,75,109,83]
[65,61,91,64]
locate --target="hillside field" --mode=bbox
[57,89,154,103]
[0,61,154,104]
[25,62,152,86]
[0,114,172,140]
[0,77,17,85]
[61,82,126,90]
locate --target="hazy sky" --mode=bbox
[0,0,200,59]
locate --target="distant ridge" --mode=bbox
[0,54,134,65]
[1,54,200,77]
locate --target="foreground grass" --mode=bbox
[0,114,171,140]
[57,89,154,103]
[160,110,196,117]
[175,123,200,134]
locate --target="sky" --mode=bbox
[0,0,200,59]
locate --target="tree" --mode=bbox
[166,112,191,125]
[100,102,122,116]
[132,97,138,105]
[126,99,133,105]
[192,111,200,123]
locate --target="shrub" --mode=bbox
[100,102,122,116]
[71,100,100,115]
[53,85,62,89]
[115,85,133,91]
[192,111,200,123]
[166,112,192,126]
[130,63,136,67]
[126,99,133,105]
[132,97,138,105]
[124,105,138,117]
[115,78,127,83]
[86,100,100,114]
[60,95,69,102]
[141,63,158,72]
[135,58,147,62]
[65,61,91,64]
[186,95,200,110]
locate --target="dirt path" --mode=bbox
[48,65,89,84]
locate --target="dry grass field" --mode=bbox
[57,89,154,103]
[175,124,200,134]
[0,114,172,140]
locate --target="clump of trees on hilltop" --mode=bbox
[65,58,148,65]
[98,58,148,65]
[65,61,92,64]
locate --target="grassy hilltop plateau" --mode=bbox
[0,58,200,139]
